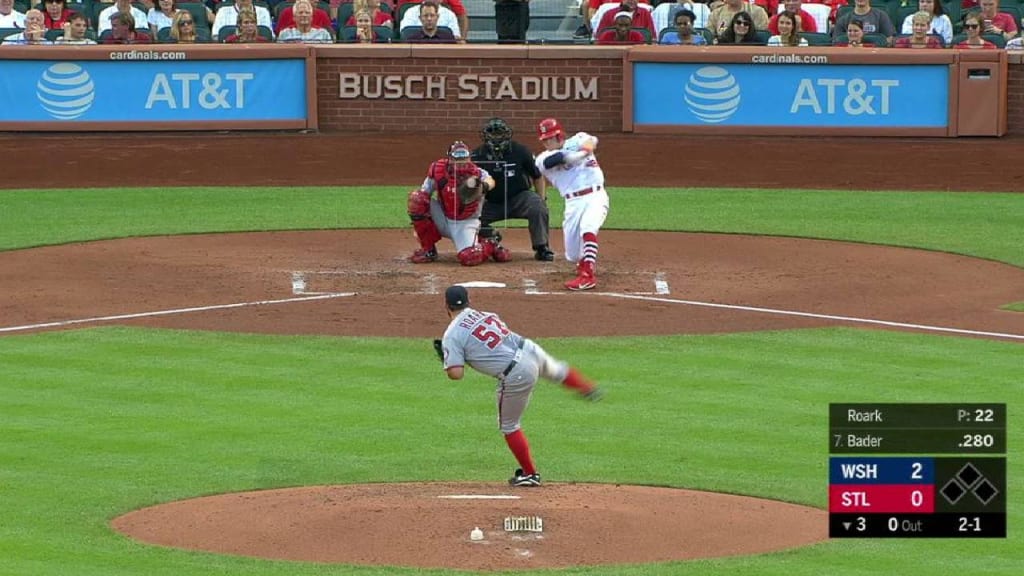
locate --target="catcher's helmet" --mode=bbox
[537,118,564,141]
[448,140,471,161]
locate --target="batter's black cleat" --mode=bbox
[534,246,555,261]
[509,468,542,487]
[582,387,605,402]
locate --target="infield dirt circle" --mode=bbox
[3,133,1022,570]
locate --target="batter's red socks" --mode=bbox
[562,368,597,396]
[504,430,537,476]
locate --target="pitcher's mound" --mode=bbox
[112,482,827,570]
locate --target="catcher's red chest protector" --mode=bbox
[429,159,482,220]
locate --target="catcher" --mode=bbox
[433,285,604,487]
[408,140,512,266]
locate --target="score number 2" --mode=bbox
[472,315,510,349]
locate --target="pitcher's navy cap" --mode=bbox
[445,285,469,308]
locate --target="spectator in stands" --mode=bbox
[398,0,468,41]
[278,0,334,42]
[170,9,198,42]
[2,8,50,43]
[768,11,807,45]
[659,8,706,44]
[213,0,273,40]
[768,0,817,34]
[404,0,456,41]
[716,10,759,43]
[276,0,333,36]
[835,18,874,47]
[894,10,943,47]
[956,12,998,48]
[0,0,26,28]
[495,0,529,43]
[98,0,149,34]
[596,0,655,39]
[832,0,894,46]
[977,0,1017,42]
[345,0,393,29]
[224,8,268,42]
[103,12,152,43]
[596,11,646,43]
[57,11,95,43]
[42,0,72,30]
[148,0,179,37]
[708,0,767,38]
[348,8,378,42]
[900,0,951,45]
[1006,36,1024,49]
[399,0,462,41]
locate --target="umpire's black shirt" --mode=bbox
[472,141,541,203]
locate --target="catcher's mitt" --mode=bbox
[433,339,445,363]
[457,176,484,205]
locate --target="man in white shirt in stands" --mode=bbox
[98,0,149,34]
[399,2,462,40]
[0,0,25,28]
[213,0,274,39]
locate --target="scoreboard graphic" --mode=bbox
[829,404,1006,538]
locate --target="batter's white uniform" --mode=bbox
[442,307,570,433]
[535,132,610,263]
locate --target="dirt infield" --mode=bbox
[3,132,1023,569]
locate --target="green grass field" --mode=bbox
[1,187,1021,575]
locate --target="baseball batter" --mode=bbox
[436,285,603,487]
[534,118,609,290]
[408,141,512,266]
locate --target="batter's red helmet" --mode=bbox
[448,140,471,161]
[537,118,564,141]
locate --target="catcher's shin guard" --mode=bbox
[457,245,488,266]
[408,189,442,250]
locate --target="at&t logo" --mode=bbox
[684,66,740,124]
[36,63,95,120]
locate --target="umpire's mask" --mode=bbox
[482,117,512,157]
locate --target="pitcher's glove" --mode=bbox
[433,339,444,363]
[458,176,484,205]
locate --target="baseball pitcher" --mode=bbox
[407,140,512,266]
[435,285,603,487]
[534,118,609,290]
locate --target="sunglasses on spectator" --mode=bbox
[180,20,194,25]
[963,23,980,29]
[735,21,751,26]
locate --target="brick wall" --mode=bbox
[315,46,625,134]
[316,47,1024,137]
[1007,62,1023,135]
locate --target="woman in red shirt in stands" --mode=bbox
[42,0,73,30]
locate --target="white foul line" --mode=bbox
[0,293,355,335]
[598,292,1024,341]
[526,290,1024,341]
[437,495,522,500]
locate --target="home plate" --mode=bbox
[455,281,507,288]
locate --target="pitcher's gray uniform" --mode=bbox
[443,308,569,434]
[438,285,602,487]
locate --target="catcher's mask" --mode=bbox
[481,117,512,156]
[448,141,472,163]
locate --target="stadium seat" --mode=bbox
[833,32,891,46]
[893,32,946,46]
[216,24,275,42]
[800,31,833,45]
[338,25,394,42]
[177,3,212,31]
[0,27,22,41]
